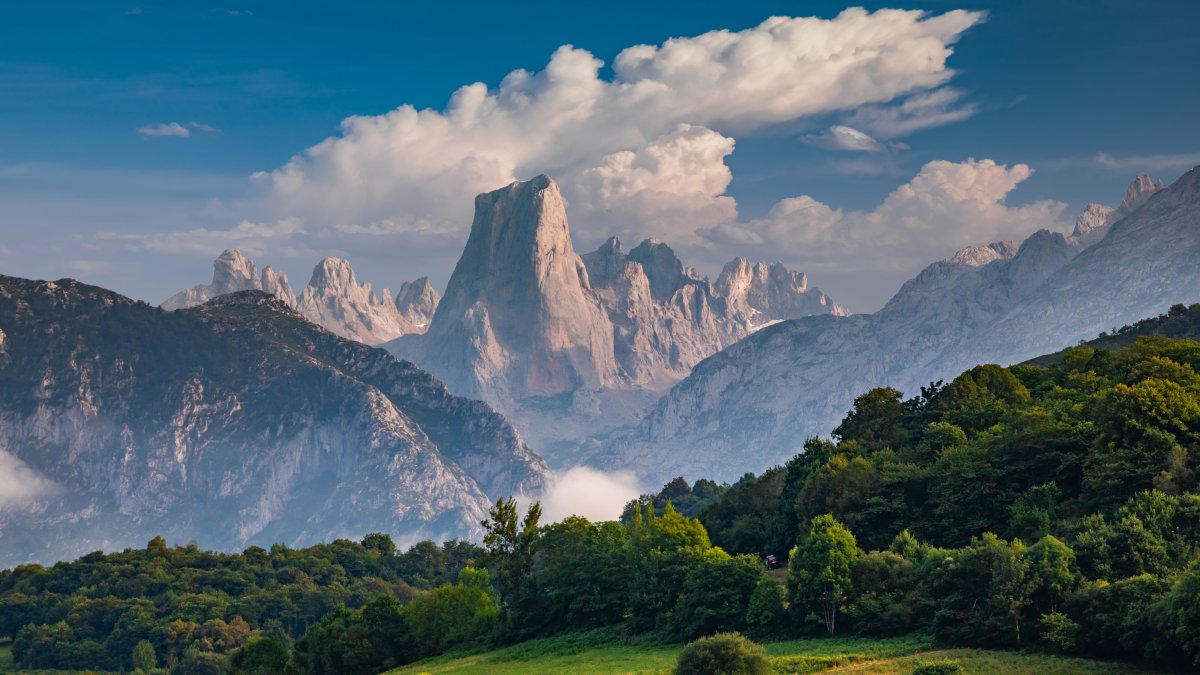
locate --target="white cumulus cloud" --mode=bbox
[252,8,984,245]
[703,158,1067,272]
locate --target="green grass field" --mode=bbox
[387,631,1156,675]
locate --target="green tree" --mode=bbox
[226,637,290,675]
[360,532,397,558]
[787,514,861,634]
[669,553,761,640]
[1154,559,1200,668]
[833,387,906,450]
[674,632,770,675]
[1026,535,1076,614]
[131,639,157,672]
[481,498,541,604]
[744,577,786,638]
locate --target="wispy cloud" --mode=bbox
[1091,151,1200,172]
[138,122,190,138]
[803,125,887,152]
[137,121,219,138]
[100,217,308,255]
[845,87,977,139]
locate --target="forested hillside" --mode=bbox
[3,330,1199,673]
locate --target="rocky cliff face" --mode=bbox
[0,277,548,567]
[588,170,1196,485]
[389,175,845,457]
[164,251,437,345]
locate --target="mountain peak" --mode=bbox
[418,174,617,400]
[1117,172,1164,216]
[945,241,1017,267]
[395,277,440,327]
[627,239,685,302]
[308,256,359,292]
[212,248,259,293]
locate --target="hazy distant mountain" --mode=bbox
[387,175,844,456]
[587,170,1196,484]
[0,277,548,567]
[163,250,437,345]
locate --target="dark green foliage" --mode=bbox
[673,632,771,675]
[700,469,786,555]
[226,636,289,675]
[0,535,451,670]
[669,554,762,640]
[929,534,1033,648]
[404,567,499,655]
[743,577,786,638]
[1155,560,1200,667]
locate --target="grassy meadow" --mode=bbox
[387,631,1155,674]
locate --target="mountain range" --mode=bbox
[163,249,440,345]
[385,175,845,455]
[586,169,1199,484]
[0,278,546,567]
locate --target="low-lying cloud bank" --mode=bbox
[538,466,642,523]
[0,450,56,509]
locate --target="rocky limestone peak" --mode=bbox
[716,257,842,322]
[395,277,441,326]
[297,256,417,345]
[946,241,1018,267]
[211,249,260,294]
[308,256,361,295]
[161,248,266,310]
[1117,172,1164,217]
[627,239,685,302]
[1072,203,1116,237]
[259,266,298,306]
[423,174,617,399]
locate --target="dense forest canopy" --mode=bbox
[3,306,1199,673]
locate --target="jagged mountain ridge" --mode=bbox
[587,170,1195,485]
[387,175,845,456]
[163,250,439,345]
[0,276,547,567]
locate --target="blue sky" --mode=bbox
[2,1,1198,312]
